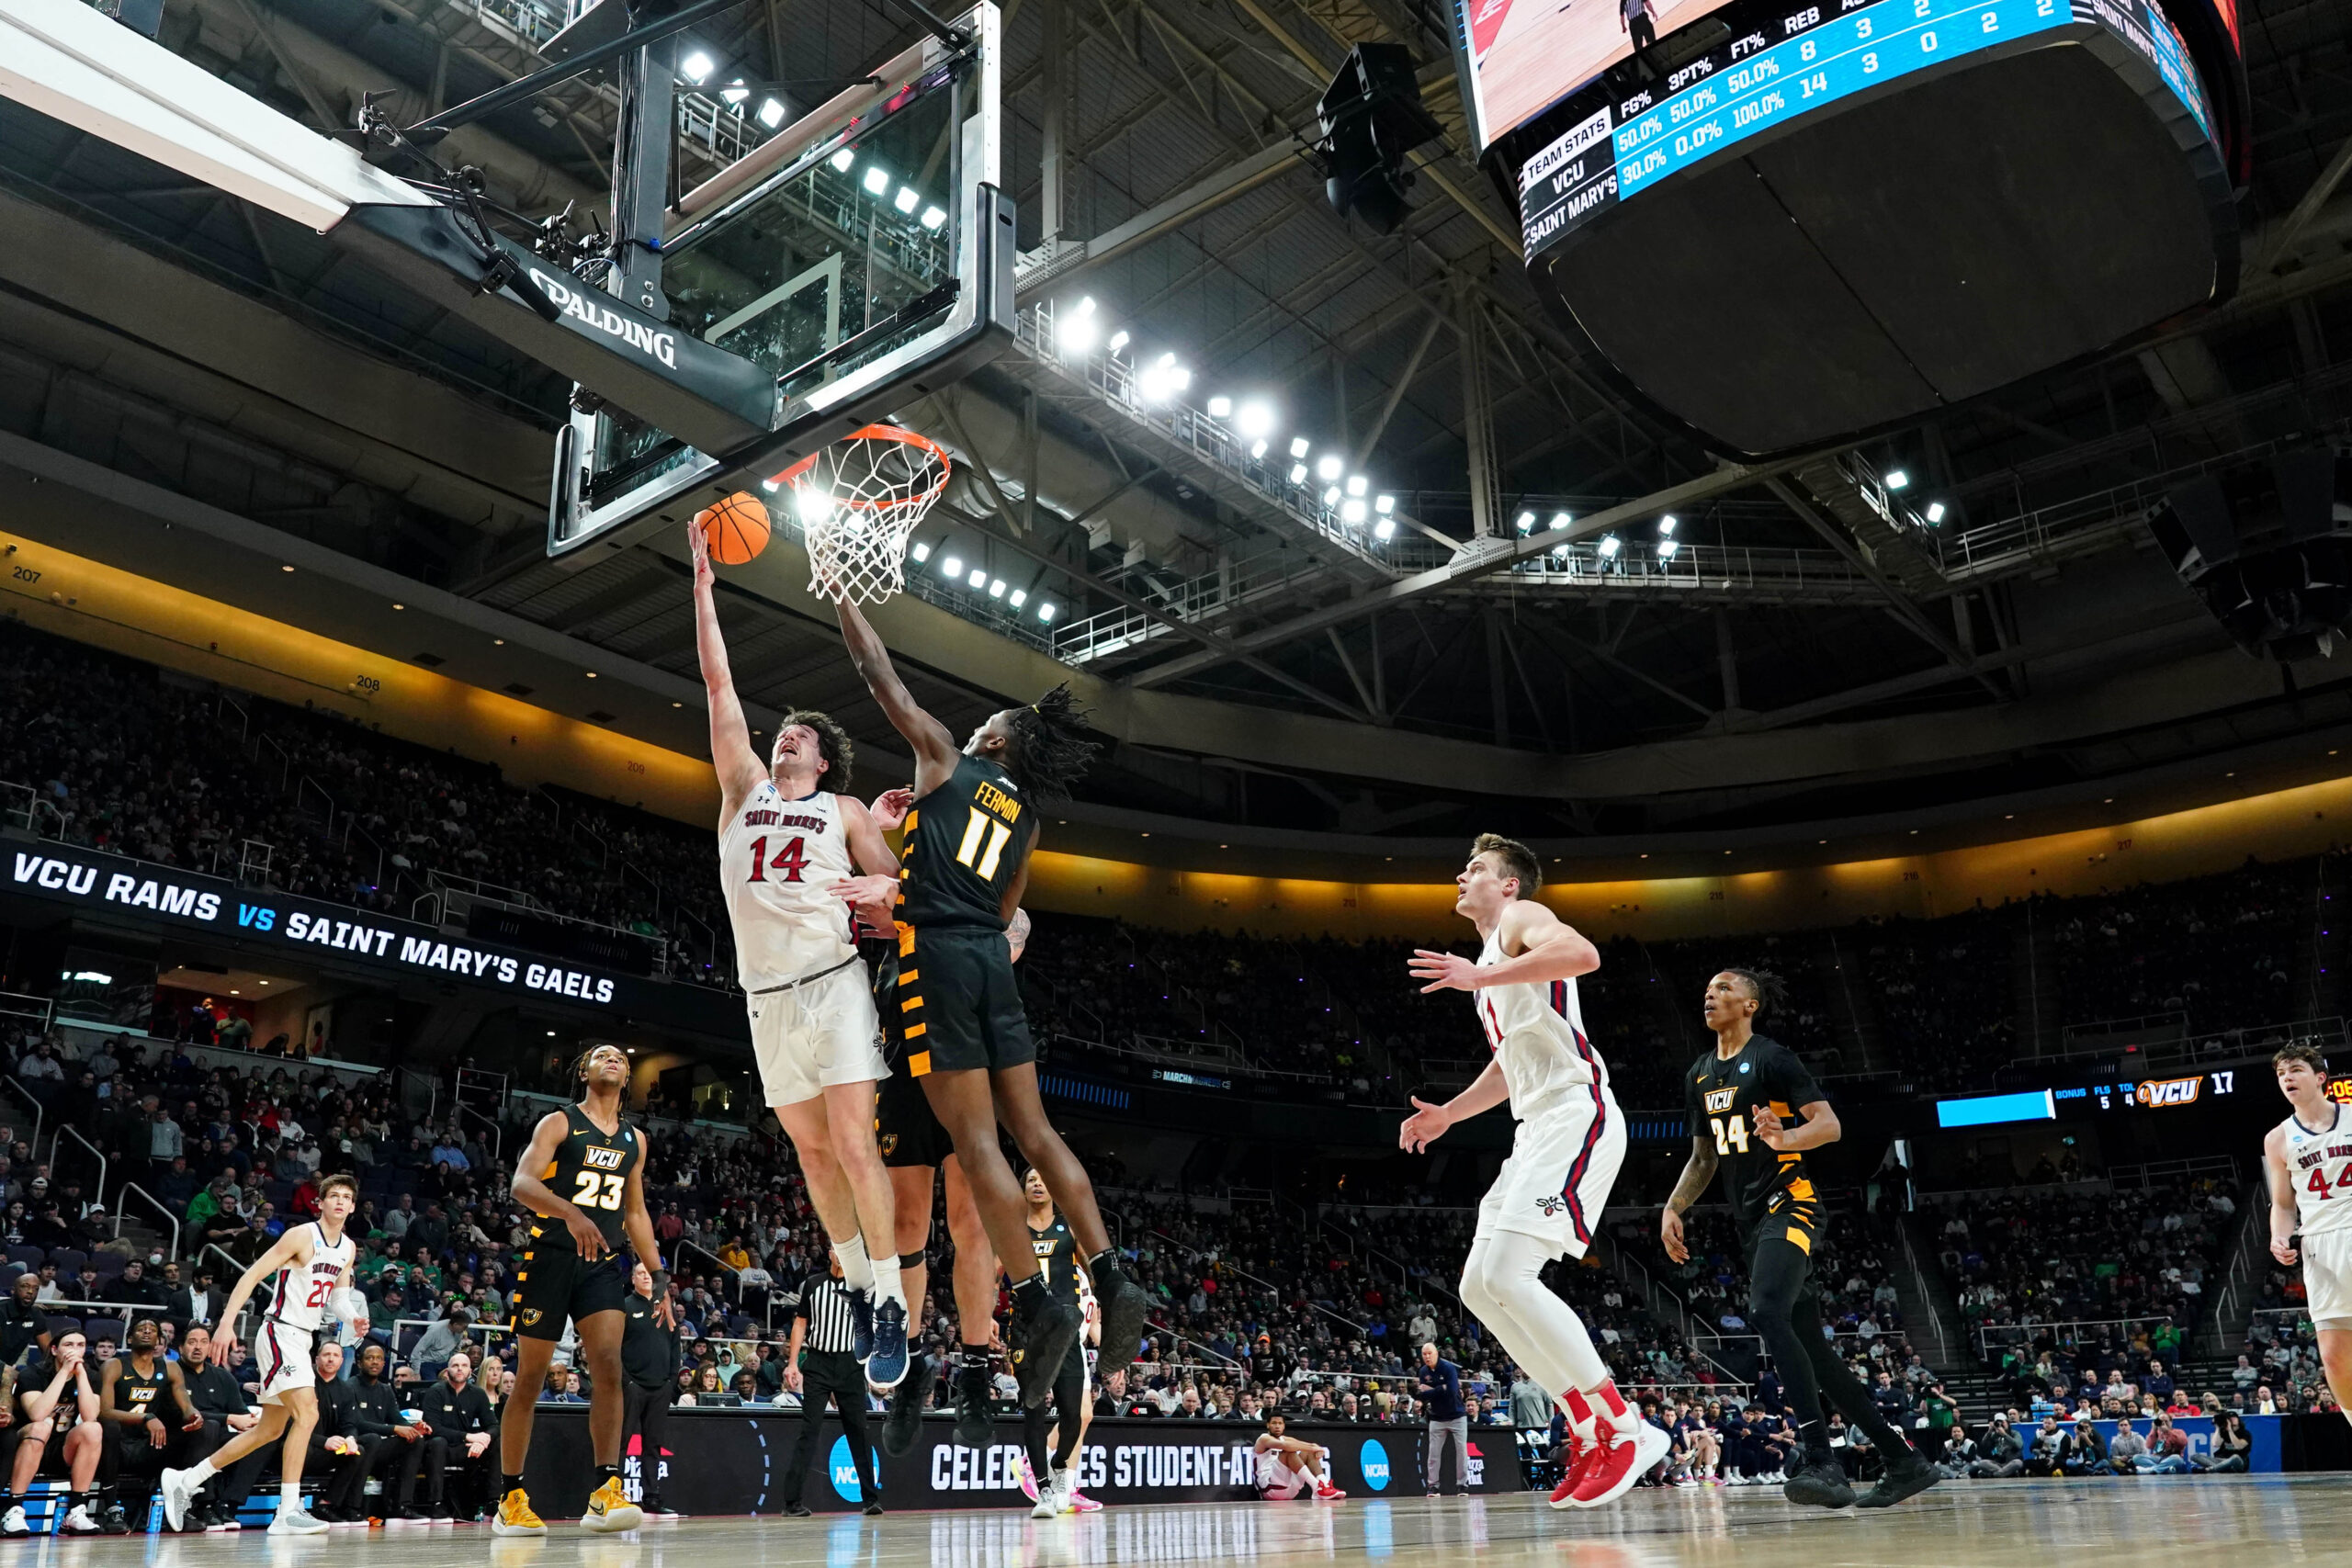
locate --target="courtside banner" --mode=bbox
[3,837,666,1016]
[523,1410,1525,1516]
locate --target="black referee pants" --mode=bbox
[622,1382,673,1501]
[784,1350,876,1508]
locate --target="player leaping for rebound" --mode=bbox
[1399,835,1665,1509]
[693,515,910,1386]
[826,587,1155,1426]
[2264,1042,2352,1425]
[160,1174,367,1535]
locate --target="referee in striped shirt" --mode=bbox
[782,1252,881,1517]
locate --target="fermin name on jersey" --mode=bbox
[975,781,1022,822]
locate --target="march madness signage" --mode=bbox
[5,839,657,1014]
[523,1410,1523,1517]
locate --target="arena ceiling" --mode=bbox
[0,0,2350,863]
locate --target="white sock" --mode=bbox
[871,1253,904,1308]
[279,1480,300,1510]
[834,1234,876,1293]
[188,1458,219,1484]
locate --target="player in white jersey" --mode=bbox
[1400,833,1662,1509]
[159,1173,367,1535]
[2265,1041,2352,1423]
[691,516,911,1385]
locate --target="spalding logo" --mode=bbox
[528,268,680,369]
[1359,1438,1390,1492]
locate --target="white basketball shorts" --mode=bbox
[254,1320,316,1404]
[2304,1227,2352,1331]
[747,960,888,1107]
[1475,1084,1627,1259]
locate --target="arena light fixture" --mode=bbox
[1657,513,1677,535]
[1550,513,1571,530]
[1885,468,1911,490]
[1056,296,1099,354]
[1237,401,1276,440]
[862,164,891,195]
[829,148,855,172]
[281,564,295,572]
[1289,463,1309,484]
[1250,440,1268,459]
[1345,474,1367,498]
[681,50,715,82]
[796,488,832,526]
[758,98,786,128]
[1037,602,1057,623]
[1657,537,1680,559]
[894,186,921,214]
[1314,455,1342,483]
[1340,498,1367,524]
[1137,354,1188,403]
[1206,395,1233,418]
[942,554,963,578]
[1374,495,1395,515]
[1009,588,1027,608]
[1290,436,1311,458]
[989,579,1006,598]
[910,542,931,563]
[1597,534,1621,558]
[1516,513,1533,533]
[720,80,750,104]
[1108,330,1130,352]
[1926,501,1948,523]
[1373,518,1396,540]
[967,567,988,588]
[1323,484,1342,506]
[759,477,778,491]
[920,206,946,230]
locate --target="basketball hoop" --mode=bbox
[773,424,952,605]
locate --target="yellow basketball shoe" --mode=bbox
[491,1488,548,1537]
[582,1475,643,1534]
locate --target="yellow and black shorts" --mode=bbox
[1752,1196,1826,1261]
[891,922,1036,1077]
[510,1236,628,1341]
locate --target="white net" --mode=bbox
[784,424,951,605]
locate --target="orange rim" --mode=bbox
[770,424,951,519]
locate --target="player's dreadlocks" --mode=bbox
[1723,967,1789,1019]
[1001,683,1098,799]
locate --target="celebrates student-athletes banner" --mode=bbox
[3,839,665,1014]
[522,1410,1524,1517]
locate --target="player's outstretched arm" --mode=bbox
[1409,902,1600,993]
[688,515,770,815]
[830,592,961,792]
[512,1111,605,1259]
[1660,1134,1719,1263]
[216,1226,311,1353]
[2267,1127,2301,1264]
[1398,1060,1510,1153]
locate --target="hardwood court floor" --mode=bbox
[15,1478,2347,1568]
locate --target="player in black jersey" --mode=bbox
[98,1317,200,1529]
[872,906,1030,1453]
[831,592,1155,1429]
[1012,1165,1090,1517]
[495,1043,672,1538]
[1663,969,1938,1510]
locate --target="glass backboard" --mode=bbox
[548,0,1006,559]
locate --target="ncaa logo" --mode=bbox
[1359,1438,1391,1492]
[827,1435,868,1502]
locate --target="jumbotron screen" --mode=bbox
[1454,0,1739,149]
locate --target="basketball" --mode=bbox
[699,491,772,565]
